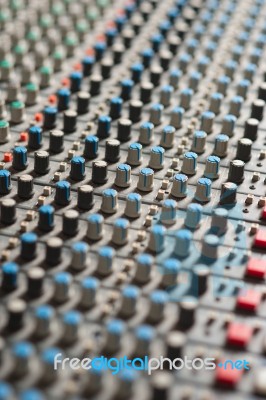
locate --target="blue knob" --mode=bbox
[70,156,85,181]
[82,55,95,77]
[105,27,118,46]
[169,68,182,88]
[55,180,71,205]
[131,62,144,83]
[204,155,220,179]
[124,192,141,218]
[0,382,13,399]
[43,106,57,129]
[28,126,42,149]
[195,177,212,202]
[185,203,202,229]
[150,33,163,52]
[120,78,134,100]
[114,14,127,32]
[150,103,164,125]
[84,135,99,159]
[71,242,89,270]
[148,225,166,253]
[135,253,152,283]
[209,92,223,114]
[163,258,181,277]
[20,389,44,400]
[159,20,172,37]
[41,347,61,369]
[63,310,81,342]
[35,305,54,331]
[171,173,188,198]
[136,324,154,342]
[237,79,250,98]
[161,199,177,225]
[244,63,257,80]
[2,262,18,291]
[80,277,99,308]
[141,48,154,68]
[12,341,33,360]
[105,319,125,353]
[217,75,231,95]
[120,285,139,317]
[38,205,54,232]
[21,232,37,260]
[12,146,28,170]
[54,272,71,302]
[170,105,184,128]
[93,41,106,61]
[97,115,112,138]
[97,246,115,275]
[0,170,11,194]
[174,229,192,257]
[127,143,142,165]
[179,53,192,72]
[222,114,236,136]
[167,7,179,23]
[229,95,243,117]
[109,97,123,119]
[189,70,202,91]
[57,87,70,111]
[180,88,193,110]
[70,71,83,93]
[149,290,168,322]
[139,121,154,144]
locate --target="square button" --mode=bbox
[254,230,266,248]
[227,322,253,347]
[237,289,261,311]
[216,360,243,387]
[246,259,266,279]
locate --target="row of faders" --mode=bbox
[1,0,266,398]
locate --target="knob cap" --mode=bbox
[181,152,197,175]
[137,168,154,192]
[194,177,212,202]
[171,173,188,198]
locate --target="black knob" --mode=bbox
[178,297,198,329]
[7,299,26,331]
[228,159,245,183]
[92,160,108,184]
[150,65,163,86]
[220,182,237,205]
[191,265,209,296]
[258,82,266,101]
[236,138,252,161]
[77,185,94,210]
[117,119,132,142]
[63,110,77,133]
[77,92,90,115]
[17,175,34,199]
[166,331,185,360]
[244,118,259,141]
[0,199,16,225]
[45,237,63,266]
[251,99,265,121]
[129,100,143,123]
[105,139,120,163]
[34,151,50,174]
[27,267,44,298]
[49,129,64,153]
[101,58,113,79]
[90,74,102,96]
[62,210,79,236]
[140,81,154,104]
